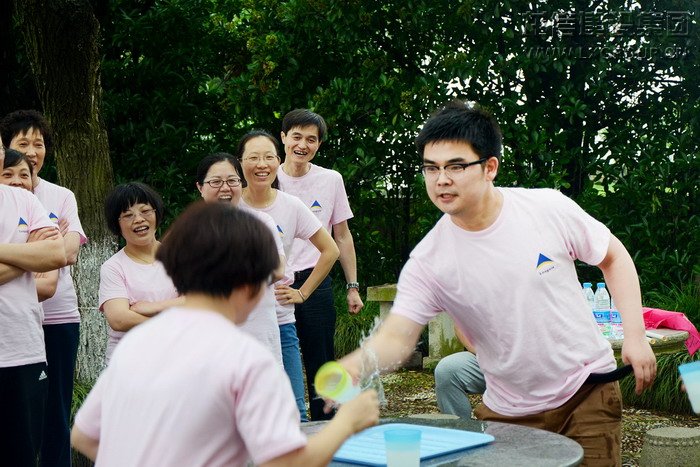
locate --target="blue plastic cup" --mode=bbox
[384,428,421,467]
[678,361,700,414]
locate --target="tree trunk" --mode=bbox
[13,0,116,384]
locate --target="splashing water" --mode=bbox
[358,316,387,407]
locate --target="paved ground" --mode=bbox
[378,370,700,466]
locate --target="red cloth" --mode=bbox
[642,307,700,356]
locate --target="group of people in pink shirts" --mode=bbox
[2,101,658,466]
[1,109,377,465]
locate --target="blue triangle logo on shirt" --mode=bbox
[536,253,552,268]
[310,200,322,212]
[276,225,284,238]
[18,217,29,232]
[49,212,59,223]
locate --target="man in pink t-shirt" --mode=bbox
[339,101,657,465]
[277,108,362,421]
[1,109,88,467]
[0,177,67,466]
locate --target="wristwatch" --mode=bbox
[346,282,360,291]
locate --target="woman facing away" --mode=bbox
[99,182,183,363]
[196,152,284,364]
[71,202,379,466]
[236,130,340,422]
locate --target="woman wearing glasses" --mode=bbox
[237,130,339,422]
[99,182,183,363]
[195,153,284,365]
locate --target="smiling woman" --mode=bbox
[99,182,183,363]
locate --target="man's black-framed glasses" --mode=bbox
[204,178,242,188]
[421,157,489,179]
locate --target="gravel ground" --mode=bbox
[378,370,700,466]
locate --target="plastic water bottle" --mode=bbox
[582,282,595,311]
[593,282,612,338]
[610,297,623,339]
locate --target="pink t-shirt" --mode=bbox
[34,178,88,325]
[238,207,285,365]
[278,163,353,271]
[0,185,56,367]
[98,249,178,362]
[393,188,616,416]
[74,307,307,466]
[240,190,322,325]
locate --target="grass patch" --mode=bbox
[620,351,698,414]
[644,281,700,328]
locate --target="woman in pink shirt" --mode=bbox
[99,182,183,363]
[0,148,59,299]
[195,152,285,364]
[237,130,339,422]
[71,202,379,466]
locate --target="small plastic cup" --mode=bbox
[678,361,700,414]
[314,361,360,403]
[384,428,421,467]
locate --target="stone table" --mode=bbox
[608,329,689,357]
[301,416,583,466]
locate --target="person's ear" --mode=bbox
[484,156,499,181]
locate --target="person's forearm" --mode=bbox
[342,314,422,378]
[64,232,81,265]
[0,237,66,272]
[299,248,338,298]
[36,271,58,302]
[70,427,99,461]
[336,230,358,284]
[131,296,185,317]
[0,263,25,285]
[599,235,645,338]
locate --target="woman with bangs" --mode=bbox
[99,182,183,363]
[236,130,340,422]
[195,152,285,364]
[0,149,59,302]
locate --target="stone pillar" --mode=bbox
[365,284,464,370]
[640,427,700,466]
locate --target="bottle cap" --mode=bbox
[597,282,606,288]
[583,282,592,288]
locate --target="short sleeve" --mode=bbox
[234,354,307,464]
[74,371,107,441]
[391,257,441,326]
[61,190,88,244]
[551,191,611,266]
[99,258,129,310]
[329,171,353,226]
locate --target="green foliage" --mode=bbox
[333,283,381,358]
[96,0,698,292]
[620,351,698,414]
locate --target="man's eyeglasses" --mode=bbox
[204,178,242,188]
[241,155,279,164]
[421,158,489,179]
[119,208,156,223]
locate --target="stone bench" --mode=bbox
[640,426,700,466]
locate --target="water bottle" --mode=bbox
[593,282,612,338]
[610,297,623,339]
[582,282,595,311]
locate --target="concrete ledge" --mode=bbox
[640,426,700,467]
[366,284,397,302]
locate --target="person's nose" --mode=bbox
[436,168,452,185]
[10,176,24,187]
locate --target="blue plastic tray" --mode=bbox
[333,423,494,466]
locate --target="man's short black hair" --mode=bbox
[416,101,502,162]
[281,109,327,142]
[104,182,165,237]
[157,201,279,298]
[0,110,54,155]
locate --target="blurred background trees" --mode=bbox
[2,0,698,299]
